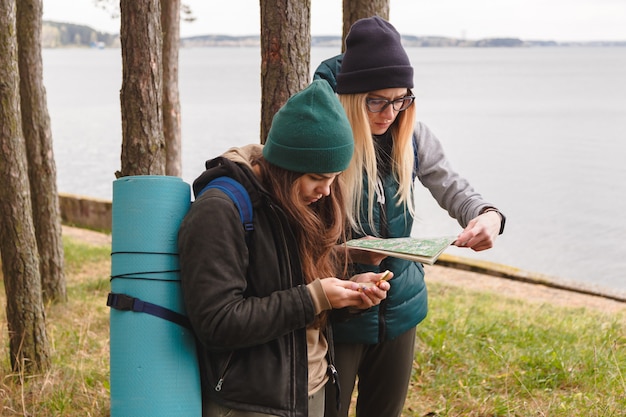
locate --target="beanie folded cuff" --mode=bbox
[264,141,354,173]
[336,66,414,94]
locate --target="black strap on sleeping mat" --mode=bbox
[107,292,192,330]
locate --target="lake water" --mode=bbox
[42,46,626,296]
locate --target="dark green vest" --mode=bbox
[333,170,427,344]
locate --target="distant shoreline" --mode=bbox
[182,35,626,48]
[42,20,626,49]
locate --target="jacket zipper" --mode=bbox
[377,297,389,341]
[269,200,300,408]
[215,351,234,391]
[377,187,390,342]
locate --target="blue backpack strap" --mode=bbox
[197,176,254,233]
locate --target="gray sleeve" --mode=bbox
[414,122,494,228]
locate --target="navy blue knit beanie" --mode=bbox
[336,16,414,94]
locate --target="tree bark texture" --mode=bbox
[118,0,165,177]
[342,0,389,50]
[259,0,311,144]
[0,0,51,373]
[17,0,66,304]
[161,0,182,177]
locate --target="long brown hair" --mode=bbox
[255,158,349,326]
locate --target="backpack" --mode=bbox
[107,176,253,329]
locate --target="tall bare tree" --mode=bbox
[259,0,311,143]
[17,0,66,304]
[96,0,185,177]
[161,0,182,177]
[0,0,51,373]
[342,0,389,48]
[118,0,165,177]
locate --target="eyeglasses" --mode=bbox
[365,95,415,113]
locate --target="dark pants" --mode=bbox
[325,327,416,417]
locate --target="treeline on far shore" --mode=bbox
[43,20,626,49]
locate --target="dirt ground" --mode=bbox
[62,226,626,316]
[424,264,626,315]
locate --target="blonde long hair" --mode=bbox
[339,92,417,234]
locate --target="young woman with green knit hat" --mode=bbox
[314,16,506,417]
[178,79,391,417]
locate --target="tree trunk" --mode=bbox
[259,0,311,144]
[161,0,182,177]
[342,0,389,49]
[118,0,165,177]
[0,0,51,374]
[17,0,66,304]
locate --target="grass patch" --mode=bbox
[1,236,625,416]
[406,285,626,416]
[1,237,111,417]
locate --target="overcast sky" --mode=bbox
[42,0,626,42]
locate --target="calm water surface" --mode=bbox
[42,46,626,295]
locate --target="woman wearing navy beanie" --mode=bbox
[314,16,506,417]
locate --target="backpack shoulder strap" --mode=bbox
[197,176,254,233]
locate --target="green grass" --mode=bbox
[406,286,626,416]
[1,237,625,416]
[1,237,111,417]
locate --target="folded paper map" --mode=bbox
[345,236,457,265]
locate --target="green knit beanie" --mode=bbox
[263,80,354,173]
